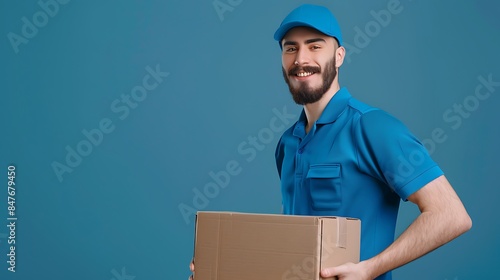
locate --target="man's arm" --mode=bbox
[321,175,472,279]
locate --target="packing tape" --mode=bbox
[336,217,347,249]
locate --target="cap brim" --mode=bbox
[273,21,320,42]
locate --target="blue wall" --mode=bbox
[1,0,499,279]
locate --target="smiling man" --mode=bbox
[189,4,471,280]
[273,4,472,280]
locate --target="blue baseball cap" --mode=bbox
[274,4,343,47]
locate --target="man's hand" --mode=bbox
[188,259,195,280]
[321,261,373,280]
[322,176,471,279]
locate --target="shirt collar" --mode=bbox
[296,87,352,126]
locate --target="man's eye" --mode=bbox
[286,47,297,52]
[311,45,321,50]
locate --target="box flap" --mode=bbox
[320,217,360,279]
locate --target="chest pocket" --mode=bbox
[307,164,342,211]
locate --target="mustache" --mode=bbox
[288,65,321,76]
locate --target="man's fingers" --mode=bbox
[189,258,195,280]
[321,263,355,277]
[321,267,338,277]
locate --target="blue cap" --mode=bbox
[274,4,343,46]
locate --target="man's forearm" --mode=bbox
[363,176,472,278]
[364,210,468,278]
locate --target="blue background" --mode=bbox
[1,0,499,279]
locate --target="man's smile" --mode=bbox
[296,71,314,77]
[289,66,320,80]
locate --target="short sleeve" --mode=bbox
[353,110,443,200]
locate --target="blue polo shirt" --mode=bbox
[275,87,443,280]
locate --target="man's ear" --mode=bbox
[335,46,346,68]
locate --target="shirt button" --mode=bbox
[298,148,304,154]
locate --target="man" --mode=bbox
[190,4,471,280]
[273,4,471,280]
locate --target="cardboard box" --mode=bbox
[193,211,360,280]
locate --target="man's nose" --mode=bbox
[295,48,311,65]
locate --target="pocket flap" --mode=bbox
[307,164,341,178]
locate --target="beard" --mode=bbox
[282,56,337,105]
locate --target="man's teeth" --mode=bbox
[296,72,313,77]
